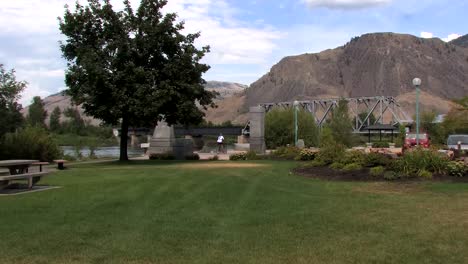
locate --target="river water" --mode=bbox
[61,146,145,158]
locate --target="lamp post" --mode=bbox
[293,100,299,146]
[412,78,422,146]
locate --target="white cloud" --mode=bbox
[0,0,283,103]
[0,0,67,35]
[420,32,434,38]
[302,0,392,9]
[164,0,282,64]
[442,33,461,42]
[420,31,462,42]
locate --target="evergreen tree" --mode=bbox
[27,96,47,127]
[49,106,62,132]
[63,107,86,135]
[59,0,216,160]
[329,99,354,147]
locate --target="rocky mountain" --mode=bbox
[243,33,468,116]
[451,34,468,48]
[23,81,247,126]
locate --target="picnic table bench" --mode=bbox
[0,160,51,190]
[0,171,50,189]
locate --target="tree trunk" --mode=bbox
[119,116,129,161]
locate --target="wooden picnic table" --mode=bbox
[0,160,50,189]
[0,160,39,175]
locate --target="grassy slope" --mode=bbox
[1,161,468,263]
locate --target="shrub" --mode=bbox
[341,150,366,166]
[185,153,200,160]
[246,151,258,160]
[229,153,247,161]
[330,162,344,170]
[418,169,433,179]
[316,144,346,165]
[342,163,362,171]
[364,152,391,167]
[447,161,468,177]
[370,166,385,177]
[390,149,449,177]
[384,171,398,180]
[0,126,62,161]
[308,159,327,167]
[149,153,175,160]
[372,142,390,148]
[272,146,301,160]
[298,148,317,161]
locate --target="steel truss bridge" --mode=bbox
[259,96,413,133]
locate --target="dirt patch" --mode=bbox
[294,166,381,182]
[294,166,468,183]
[175,162,269,169]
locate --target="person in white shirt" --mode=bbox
[217,133,225,153]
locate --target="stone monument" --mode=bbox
[148,120,194,159]
[148,120,175,155]
[249,106,266,154]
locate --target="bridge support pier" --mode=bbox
[249,106,266,154]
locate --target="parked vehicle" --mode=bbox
[447,135,468,150]
[404,133,430,149]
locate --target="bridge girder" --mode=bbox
[259,96,413,133]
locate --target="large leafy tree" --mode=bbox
[27,96,47,127]
[0,64,26,137]
[59,0,216,160]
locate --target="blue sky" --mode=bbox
[0,0,466,105]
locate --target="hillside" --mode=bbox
[204,81,247,99]
[243,33,468,115]
[451,34,468,48]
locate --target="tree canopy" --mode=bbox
[0,64,26,137]
[59,0,216,160]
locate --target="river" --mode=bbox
[61,146,145,158]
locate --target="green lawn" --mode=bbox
[1,161,468,263]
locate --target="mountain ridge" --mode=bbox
[239,32,467,118]
[451,34,468,48]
